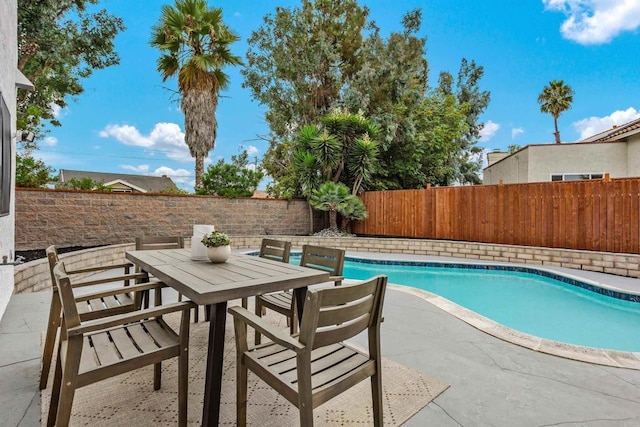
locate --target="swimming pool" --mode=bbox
[289,254,640,352]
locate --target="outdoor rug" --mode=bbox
[41,306,449,426]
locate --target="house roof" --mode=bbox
[581,117,640,142]
[58,170,179,193]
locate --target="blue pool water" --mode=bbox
[290,255,640,352]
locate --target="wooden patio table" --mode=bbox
[125,249,330,427]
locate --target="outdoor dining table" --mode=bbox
[125,248,330,427]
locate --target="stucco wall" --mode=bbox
[628,134,640,175]
[15,188,313,250]
[484,141,634,184]
[0,0,18,320]
[528,142,629,182]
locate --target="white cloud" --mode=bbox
[42,136,58,146]
[511,128,525,140]
[50,103,66,119]
[543,0,640,44]
[121,164,150,173]
[245,145,259,156]
[100,122,193,162]
[573,107,640,139]
[479,120,500,142]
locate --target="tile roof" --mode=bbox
[58,169,179,193]
[581,117,640,142]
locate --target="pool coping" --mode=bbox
[245,249,640,369]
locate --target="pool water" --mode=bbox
[290,255,640,352]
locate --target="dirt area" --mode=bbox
[16,246,106,263]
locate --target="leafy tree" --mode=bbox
[438,58,490,185]
[59,177,110,191]
[339,195,368,233]
[15,154,55,188]
[507,144,521,154]
[150,0,242,191]
[537,80,574,143]
[242,0,368,140]
[17,0,125,139]
[309,182,353,231]
[197,151,264,198]
[246,5,489,191]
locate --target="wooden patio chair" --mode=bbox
[229,274,387,427]
[241,238,292,309]
[254,245,344,344]
[40,245,150,390]
[47,261,194,427]
[135,236,200,322]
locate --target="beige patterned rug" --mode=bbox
[41,307,449,426]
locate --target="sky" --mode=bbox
[35,0,640,191]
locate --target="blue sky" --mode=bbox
[36,0,640,190]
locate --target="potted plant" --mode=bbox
[201,231,232,263]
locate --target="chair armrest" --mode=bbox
[228,306,305,352]
[68,301,197,336]
[330,275,344,285]
[70,272,149,288]
[66,261,134,275]
[73,281,166,302]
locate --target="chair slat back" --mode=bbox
[52,261,82,329]
[259,239,291,263]
[46,245,60,290]
[299,245,345,278]
[135,236,184,251]
[299,275,387,350]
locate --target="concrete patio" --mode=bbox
[2,251,640,426]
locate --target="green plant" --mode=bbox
[201,231,231,248]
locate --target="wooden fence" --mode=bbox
[352,178,640,254]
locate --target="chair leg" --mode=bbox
[237,356,248,427]
[40,293,61,390]
[241,297,248,309]
[193,305,199,322]
[371,371,383,427]
[47,346,63,427]
[154,362,162,390]
[178,341,189,426]
[52,338,82,427]
[254,299,263,345]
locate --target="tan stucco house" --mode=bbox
[483,117,640,185]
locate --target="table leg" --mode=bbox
[202,301,227,426]
[293,287,308,326]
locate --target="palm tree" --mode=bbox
[537,80,574,144]
[309,182,352,231]
[150,0,241,190]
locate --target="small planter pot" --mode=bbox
[206,245,231,263]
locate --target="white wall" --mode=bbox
[0,0,18,320]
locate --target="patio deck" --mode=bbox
[2,251,640,426]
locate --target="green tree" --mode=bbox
[59,177,110,191]
[537,80,574,143]
[507,144,521,154]
[339,195,368,233]
[438,58,490,184]
[17,0,125,139]
[150,0,242,191]
[242,0,368,140]
[197,151,264,198]
[246,5,489,191]
[309,182,353,231]
[15,154,55,188]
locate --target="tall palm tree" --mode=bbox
[537,80,574,144]
[150,0,241,190]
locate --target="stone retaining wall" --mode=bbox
[15,237,640,294]
[15,188,313,251]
